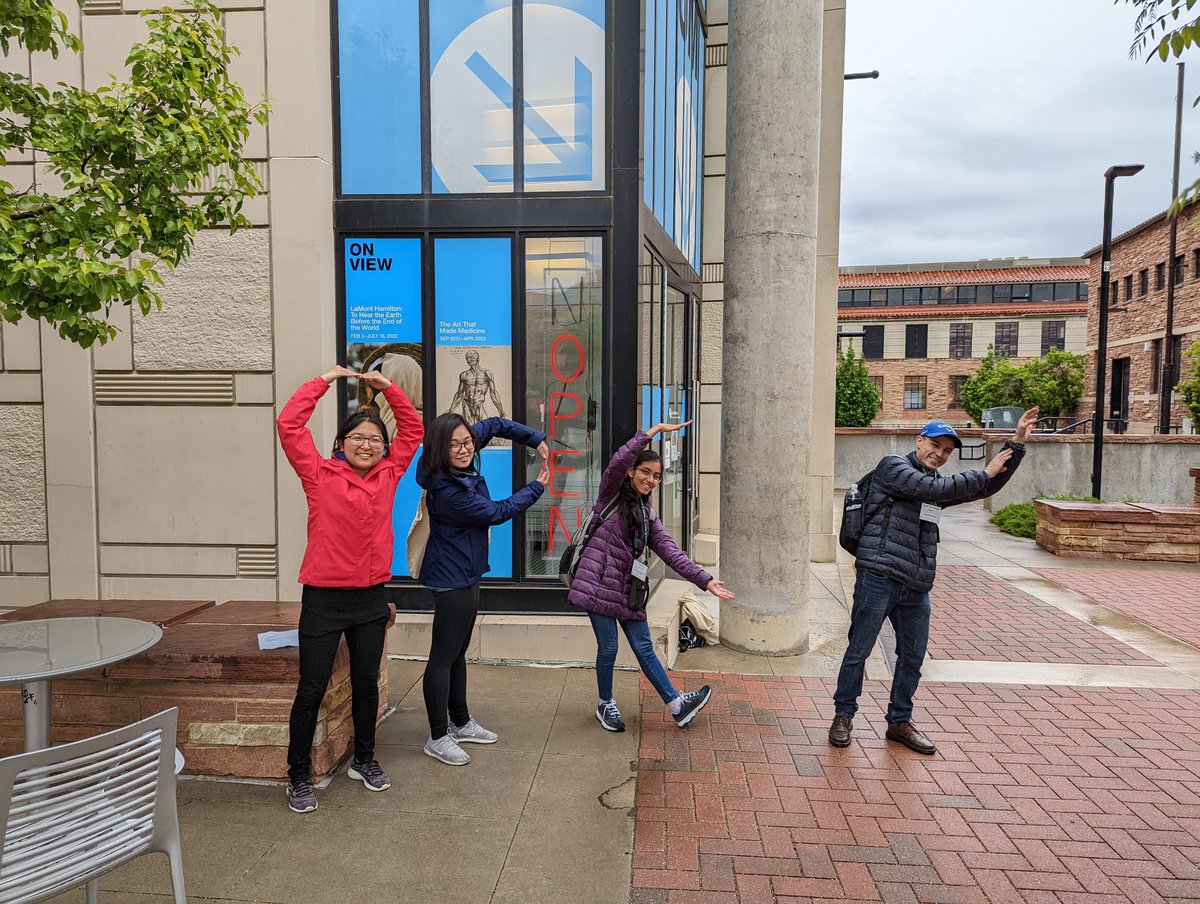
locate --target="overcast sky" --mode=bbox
[839,0,1200,267]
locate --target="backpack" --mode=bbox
[838,468,878,555]
[558,496,621,587]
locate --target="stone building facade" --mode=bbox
[837,259,1090,427]
[1084,206,1200,433]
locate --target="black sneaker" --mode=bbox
[347,759,391,791]
[287,780,317,813]
[596,699,626,732]
[673,686,712,727]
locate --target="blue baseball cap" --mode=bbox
[919,421,962,449]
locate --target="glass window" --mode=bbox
[852,289,870,306]
[1152,338,1162,394]
[1109,278,1119,304]
[903,376,927,410]
[338,0,422,194]
[1155,262,1165,290]
[920,287,939,304]
[940,286,957,304]
[870,374,884,405]
[430,1,515,193]
[523,237,603,578]
[342,237,426,577]
[948,375,968,409]
[1140,269,1149,295]
[862,324,884,359]
[1032,284,1054,302]
[957,285,976,303]
[976,284,992,303]
[1053,282,1077,301]
[994,322,1019,358]
[435,237,515,576]
[905,324,928,359]
[870,288,887,307]
[903,287,920,305]
[837,289,852,307]
[523,0,606,192]
[886,288,904,306]
[993,284,1012,302]
[1041,320,1066,355]
[949,323,972,359]
[1194,249,1200,279]
[1175,255,1186,283]
[1011,284,1032,301]
[1123,275,1132,300]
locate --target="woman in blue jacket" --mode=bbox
[416,412,550,766]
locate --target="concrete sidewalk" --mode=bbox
[43,501,1200,903]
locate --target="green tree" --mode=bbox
[1017,349,1086,419]
[959,346,1021,424]
[960,346,1085,424]
[1177,337,1200,426]
[835,344,881,427]
[0,0,268,347]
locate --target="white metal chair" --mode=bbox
[0,708,185,904]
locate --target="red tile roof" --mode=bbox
[839,266,1089,288]
[837,301,1087,320]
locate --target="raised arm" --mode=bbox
[873,454,989,505]
[277,372,344,486]
[359,372,423,472]
[595,422,690,509]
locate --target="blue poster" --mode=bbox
[338,0,421,194]
[434,239,513,345]
[345,238,422,343]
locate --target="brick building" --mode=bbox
[837,259,1090,427]
[1084,205,1200,433]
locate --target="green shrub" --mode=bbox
[990,503,1037,539]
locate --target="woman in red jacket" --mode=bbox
[276,365,423,814]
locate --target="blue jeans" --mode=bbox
[588,613,678,704]
[833,570,931,725]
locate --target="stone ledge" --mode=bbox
[1035,499,1200,563]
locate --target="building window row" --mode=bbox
[849,320,1064,360]
[1118,250,1200,299]
[837,281,1087,308]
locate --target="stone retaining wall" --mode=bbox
[1034,499,1200,563]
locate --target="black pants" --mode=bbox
[287,584,390,784]
[422,583,480,739]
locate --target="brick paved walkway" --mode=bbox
[631,674,1200,904]
[1034,568,1200,651]
[929,568,1158,666]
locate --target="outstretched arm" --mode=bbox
[472,417,547,450]
[433,460,550,527]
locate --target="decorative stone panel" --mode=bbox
[0,405,47,542]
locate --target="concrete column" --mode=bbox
[719,0,822,654]
[809,0,846,562]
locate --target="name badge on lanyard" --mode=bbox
[631,559,648,581]
[919,502,942,523]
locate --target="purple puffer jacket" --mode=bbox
[567,430,713,621]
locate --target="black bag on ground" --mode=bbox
[558,497,621,587]
[838,468,878,555]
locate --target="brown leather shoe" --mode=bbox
[885,721,936,755]
[828,714,852,748]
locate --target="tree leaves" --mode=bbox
[0,0,268,347]
[835,345,881,428]
[960,346,1086,424]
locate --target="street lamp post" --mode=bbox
[1092,164,1144,501]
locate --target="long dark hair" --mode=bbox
[619,449,661,547]
[334,410,390,456]
[424,412,480,478]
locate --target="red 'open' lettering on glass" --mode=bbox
[550,333,585,383]
[547,505,583,555]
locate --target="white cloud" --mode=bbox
[840,0,1200,265]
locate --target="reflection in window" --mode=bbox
[904,376,927,409]
[523,236,604,578]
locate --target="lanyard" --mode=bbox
[634,499,650,562]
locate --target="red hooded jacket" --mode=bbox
[277,377,423,587]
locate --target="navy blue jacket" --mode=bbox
[416,418,548,590]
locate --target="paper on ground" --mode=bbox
[257,629,299,650]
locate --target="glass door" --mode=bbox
[662,284,687,547]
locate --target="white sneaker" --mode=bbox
[424,734,471,766]
[448,717,498,745]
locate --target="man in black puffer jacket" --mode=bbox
[829,407,1039,755]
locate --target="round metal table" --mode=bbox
[0,617,163,750]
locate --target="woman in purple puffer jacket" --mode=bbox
[568,422,735,732]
